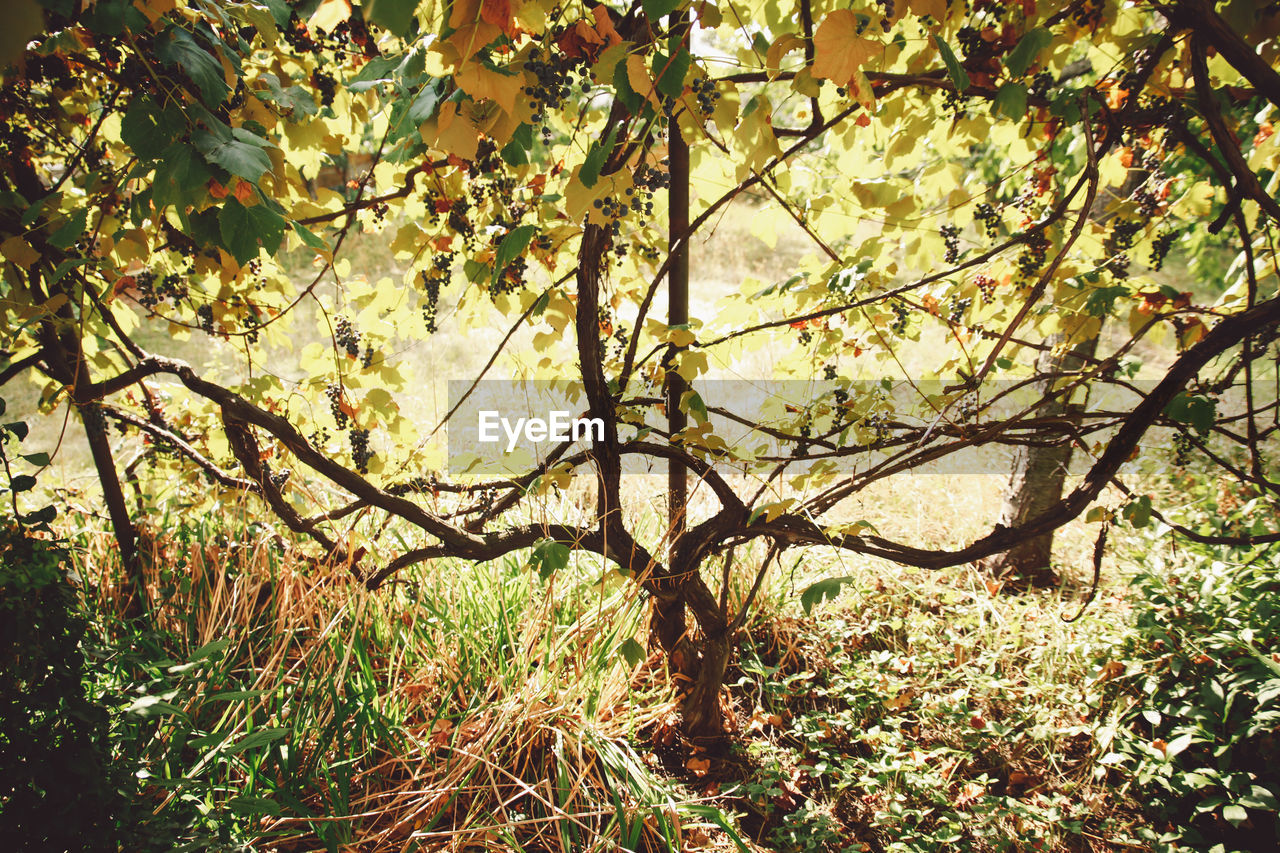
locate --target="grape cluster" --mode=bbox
[635,163,670,192]
[468,138,503,178]
[196,303,215,333]
[942,88,970,118]
[349,427,373,474]
[974,203,1001,239]
[1149,230,1175,271]
[326,382,348,430]
[311,71,337,108]
[1172,430,1194,467]
[335,314,361,358]
[523,53,580,127]
[283,15,322,54]
[420,252,452,332]
[134,270,190,311]
[956,26,982,57]
[891,301,911,335]
[1030,71,1054,100]
[1072,0,1103,29]
[1103,219,1141,277]
[361,344,376,368]
[1105,253,1130,279]
[876,0,895,32]
[973,274,997,303]
[23,54,73,90]
[948,296,972,324]
[940,224,961,264]
[448,197,475,244]
[690,76,720,118]
[493,255,528,296]
[1133,186,1160,217]
[1016,230,1051,278]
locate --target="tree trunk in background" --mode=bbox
[982,170,1141,588]
[981,334,1099,588]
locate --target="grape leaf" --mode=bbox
[195,126,273,182]
[933,35,970,93]
[219,199,286,264]
[155,26,228,106]
[365,0,418,37]
[1004,28,1052,78]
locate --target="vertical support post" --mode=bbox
[666,12,690,562]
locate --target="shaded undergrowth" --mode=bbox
[13,505,1276,852]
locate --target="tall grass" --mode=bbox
[74,507,742,852]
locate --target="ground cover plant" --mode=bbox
[1,0,1279,849]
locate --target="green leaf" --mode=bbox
[47,209,87,251]
[1121,495,1152,529]
[1240,785,1279,812]
[1222,803,1249,827]
[801,575,856,615]
[23,505,57,525]
[9,474,36,492]
[580,126,619,188]
[257,74,318,117]
[994,82,1028,121]
[291,220,328,251]
[195,126,274,182]
[612,55,643,115]
[407,79,446,123]
[933,35,969,94]
[189,637,232,662]
[501,123,533,166]
[259,0,292,27]
[530,539,571,580]
[617,637,646,668]
[1004,28,1053,78]
[463,258,489,284]
[152,143,212,210]
[643,0,681,19]
[126,695,186,718]
[227,795,283,817]
[365,0,419,37]
[682,390,708,424]
[120,97,185,161]
[652,44,691,100]
[219,199,286,264]
[20,452,50,466]
[1164,732,1193,758]
[492,225,536,284]
[348,55,403,92]
[227,727,287,753]
[155,26,229,106]
[1164,393,1216,436]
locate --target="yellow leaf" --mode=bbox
[308,0,351,33]
[456,61,519,115]
[626,53,661,108]
[906,0,946,19]
[811,10,880,86]
[427,102,480,161]
[444,21,503,63]
[132,0,176,26]
[766,33,804,79]
[1,235,39,268]
[674,350,708,382]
